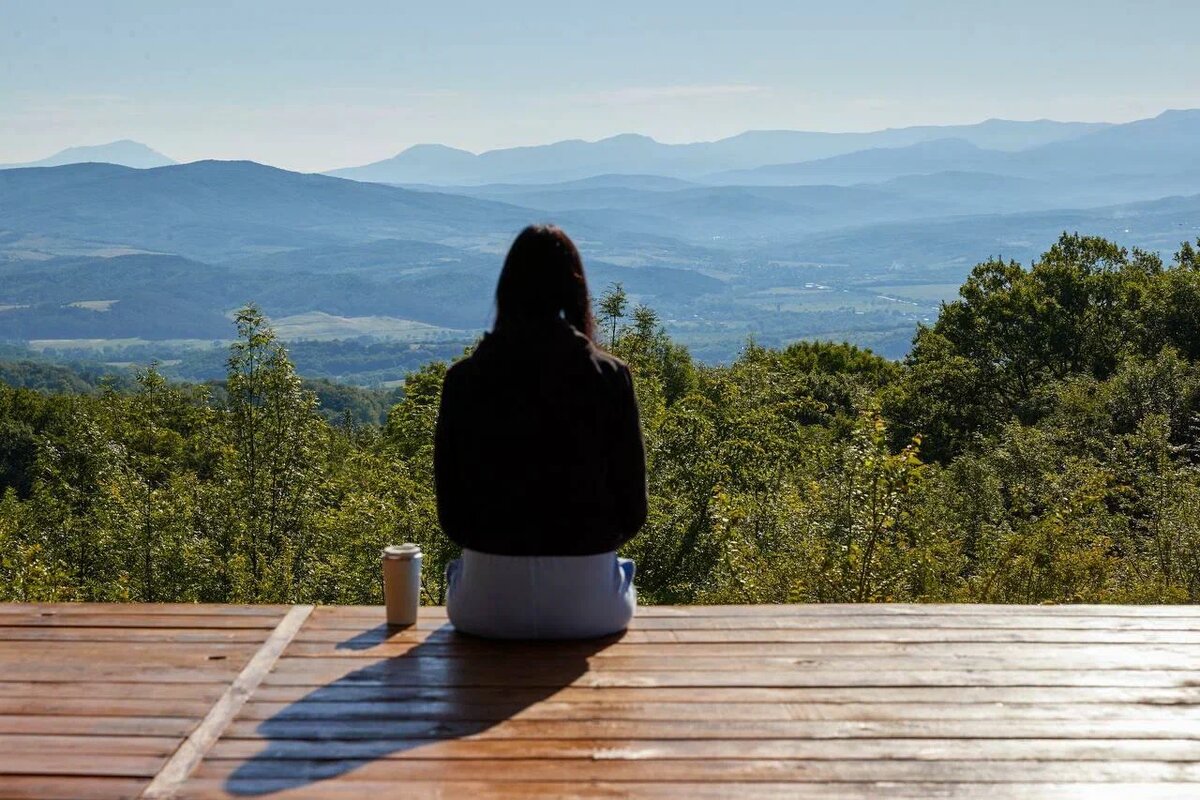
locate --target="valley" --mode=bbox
[1,110,1198,382]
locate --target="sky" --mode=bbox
[3,0,1199,172]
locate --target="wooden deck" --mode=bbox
[2,604,1200,799]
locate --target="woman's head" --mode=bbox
[495,225,595,340]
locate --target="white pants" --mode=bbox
[446,549,636,640]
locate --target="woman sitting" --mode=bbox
[434,225,647,639]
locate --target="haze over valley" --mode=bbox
[2,109,1198,382]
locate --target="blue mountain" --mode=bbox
[0,140,177,169]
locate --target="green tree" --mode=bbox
[598,282,628,349]
[226,305,322,601]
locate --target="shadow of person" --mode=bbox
[224,622,618,795]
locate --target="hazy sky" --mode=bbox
[3,1,1198,171]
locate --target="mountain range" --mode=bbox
[1,109,1197,367]
[326,119,1111,185]
[715,110,1200,186]
[5,112,1190,191]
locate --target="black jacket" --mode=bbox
[433,318,648,555]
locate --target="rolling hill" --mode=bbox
[0,161,536,261]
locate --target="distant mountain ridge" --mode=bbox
[0,140,177,170]
[713,110,1200,186]
[711,138,1000,185]
[327,119,1110,185]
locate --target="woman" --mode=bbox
[434,225,647,639]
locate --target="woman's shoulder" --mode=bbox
[583,343,633,390]
[587,344,628,372]
[442,349,482,394]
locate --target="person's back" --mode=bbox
[434,225,647,639]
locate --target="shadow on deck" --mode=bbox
[225,623,616,795]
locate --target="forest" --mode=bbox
[2,233,1200,606]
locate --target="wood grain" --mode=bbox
[206,736,1200,761]
[6,601,1200,799]
[171,780,1200,800]
[189,757,1200,782]
[140,604,313,799]
[0,603,286,799]
[220,716,1200,740]
[310,603,1200,619]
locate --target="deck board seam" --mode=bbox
[138,603,312,800]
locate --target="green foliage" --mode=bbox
[5,237,1200,605]
[887,234,1198,460]
[0,359,123,394]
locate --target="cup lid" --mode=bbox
[382,543,421,560]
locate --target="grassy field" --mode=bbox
[266,311,456,341]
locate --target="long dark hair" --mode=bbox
[495,225,595,341]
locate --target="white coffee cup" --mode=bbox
[382,543,422,626]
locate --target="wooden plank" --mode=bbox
[270,652,1200,671]
[189,757,1200,782]
[290,625,1200,644]
[16,638,1200,662]
[302,614,1200,631]
[0,753,164,778]
[245,683,1200,706]
[0,613,284,629]
[140,604,313,800]
[0,640,254,653]
[8,680,1197,706]
[0,697,219,718]
[311,603,1200,619]
[170,780,1200,800]
[0,777,154,800]
[0,627,269,644]
[0,734,181,756]
[258,665,1199,688]
[262,653,1200,671]
[284,638,1200,658]
[0,603,290,616]
[0,683,228,701]
[232,699,1200,723]
[221,717,1200,740]
[631,604,1200,617]
[0,641,258,662]
[644,613,1200,629]
[663,628,1200,644]
[3,602,1198,623]
[207,736,1200,761]
[0,715,196,737]
[0,666,245,684]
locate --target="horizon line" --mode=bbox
[4,105,1194,173]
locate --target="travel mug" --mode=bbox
[382,543,422,626]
